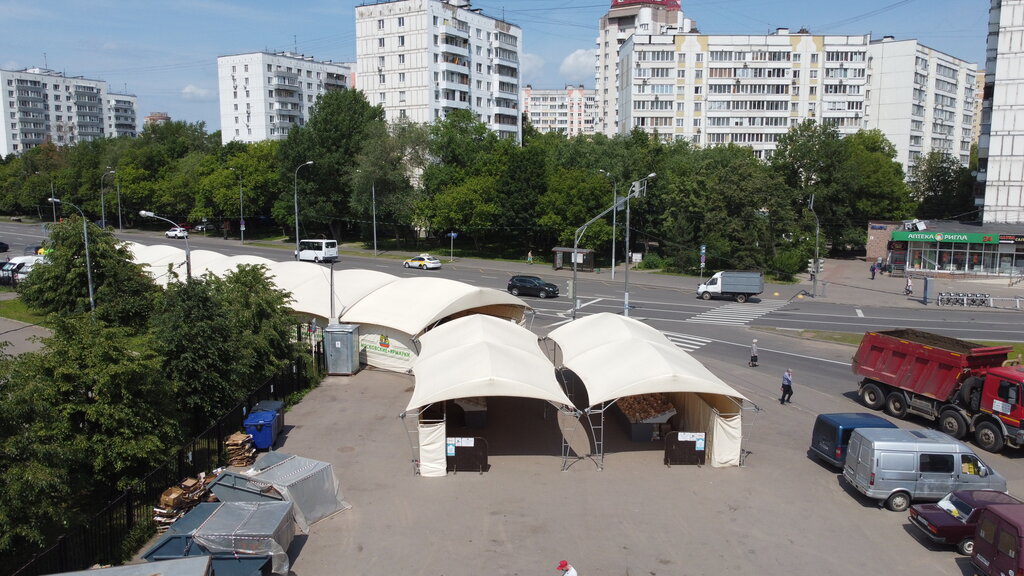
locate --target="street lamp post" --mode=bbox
[115,180,123,232]
[294,161,314,259]
[624,173,655,317]
[809,194,820,297]
[599,169,618,280]
[371,181,378,257]
[140,210,191,280]
[230,168,244,244]
[100,168,115,228]
[48,198,95,314]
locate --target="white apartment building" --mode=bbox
[107,93,138,139]
[522,85,597,136]
[0,67,138,156]
[217,52,349,145]
[355,0,522,140]
[595,0,689,136]
[617,29,977,169]
[864,37,977,172]
[978,0,1024,224]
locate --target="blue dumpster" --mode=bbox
[253,400,285,441]
[244,410,278,450]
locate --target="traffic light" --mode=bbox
[807,259,825,274]
[807,259,816,274]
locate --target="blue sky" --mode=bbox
[0,0,988,133]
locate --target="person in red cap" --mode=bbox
[557,560,578,575]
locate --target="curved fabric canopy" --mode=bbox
[422,313,539,352]
[547,313,747,407]
[340,276,529,336]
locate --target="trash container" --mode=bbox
[253,400,285,440]
[244,410,279,450]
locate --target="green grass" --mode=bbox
[757,327,1024,359]
[0,297,46,325]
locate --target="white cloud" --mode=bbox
[559,49,596,86]
[181,84,213,101]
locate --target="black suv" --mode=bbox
[507,275,559,299]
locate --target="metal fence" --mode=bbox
[8,349,322,576]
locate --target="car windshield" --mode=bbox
[936,493,973,522]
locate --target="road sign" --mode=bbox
[700,244,706,256]
[447,232,458,239]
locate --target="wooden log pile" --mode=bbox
[618,393,675,423]
[226,431,256,467]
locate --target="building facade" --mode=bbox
[595,0,688,136]
[864,37,977,172]
[617,29,977,167]
[978,0,1024,224]
[0,67,138,156]
[216,52,349,145]
[355,0,522,140]
[522,85,597,136]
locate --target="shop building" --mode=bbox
[872,220,1024,277]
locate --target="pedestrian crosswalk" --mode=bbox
[662,331,713,353]
[685,299,789,326]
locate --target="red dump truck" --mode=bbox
[853,329,1024,453]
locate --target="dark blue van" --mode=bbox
[810,412,898,467]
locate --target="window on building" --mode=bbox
[377,19,384,29]
[399,72,406,82]
[378,56,385,67]
[399,54,405,64]
[399,91,406,102]
[244,64,249,72]
[398,35,405,47]
[398,16,405,27]
[378,38,385,48]
[379,74,385,84]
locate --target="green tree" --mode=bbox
[18,216,160,329]
[911,151,976,220]
[834,129,914,245]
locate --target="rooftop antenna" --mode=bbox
[294,35,297,53]
[43,52,47,68]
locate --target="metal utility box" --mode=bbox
[324,323,360,375]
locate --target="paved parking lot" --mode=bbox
[277,352,1023,576]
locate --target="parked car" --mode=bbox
[809,412,898,468]
[844,428,1007,512]
[165,227,189,239]
[507,275,559,299]
[194,222,219,232]
[403,254,441,270]
[909,490,1023,555]
[0,241,8,253]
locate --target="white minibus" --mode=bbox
[295,239,338,263]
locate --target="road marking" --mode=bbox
[855,308,864,317]
[662,331,713,353]
[685,299,789,326]
[577,298,603,309]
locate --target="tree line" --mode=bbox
[0,88,976,276]
[0,218,299,567]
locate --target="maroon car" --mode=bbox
[909,490,1024,555]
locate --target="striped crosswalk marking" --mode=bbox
[662,331,713,353]
[685,299,789,326]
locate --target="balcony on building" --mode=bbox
[440,18,470,39]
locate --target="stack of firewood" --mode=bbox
[618,393,675,423]
[152,473,215,530]
[226,431,256,467]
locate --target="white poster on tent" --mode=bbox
[418,422,447,477]
[358,326,418,372]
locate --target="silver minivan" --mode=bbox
[843,428,1007,512]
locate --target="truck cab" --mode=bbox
[973,366,1024,452]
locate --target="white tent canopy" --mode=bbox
[408,315,572,411]
[548,313,747,467]
[340,277,528,336]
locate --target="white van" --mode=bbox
[843,428,1007,512]
[2,255,45,284]
[295,239,338,263]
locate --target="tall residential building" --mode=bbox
[978,0,1024,224]
[864,37,977,171]
[107,93,138,139]
[617,29,977,168]
[522,85,597,136]
[595,0,689,136]
[216,52,349,145]
[355,0,522,140]
[0,67,138,156]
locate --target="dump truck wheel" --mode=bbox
[885,392,907,419]
[861,383,885,410]
[940,411,968,439]
[975,421,1004,453]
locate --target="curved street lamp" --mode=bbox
[48,197,95,314]
[294,161,314,259]
[100,168,115,228]
[140,210,191,280]
[599,169,618,280]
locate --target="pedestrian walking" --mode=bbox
[557,560,578,576]
[527,250,534,264]
[748,339,758,367]
[780,368,794,404]
[904,276,913,296]
[869,263,876,280]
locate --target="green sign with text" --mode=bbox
[891,231,999,244]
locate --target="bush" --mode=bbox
[768,249,807,282]
[635,252,670,271]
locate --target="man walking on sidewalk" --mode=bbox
[780,368,794,404]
